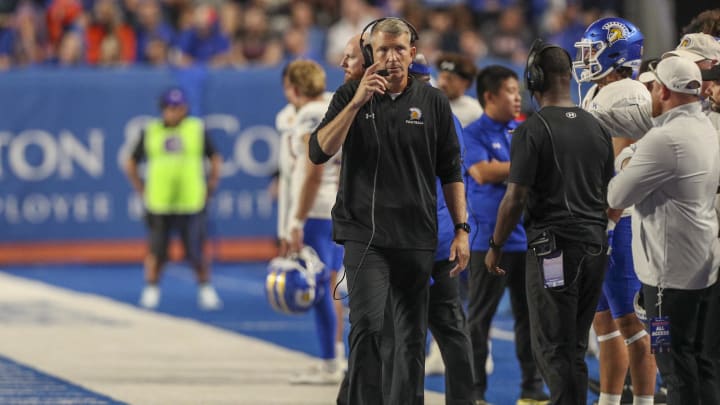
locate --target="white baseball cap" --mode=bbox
[638,56,702,96]
[662,33,720,63]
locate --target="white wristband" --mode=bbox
[288,217,305,231]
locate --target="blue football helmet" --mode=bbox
[573,17,644,83]
[266,246,325,315]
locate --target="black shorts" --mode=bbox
[145,211,206,265]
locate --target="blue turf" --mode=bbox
[0,354,126,404]
[2,263,600,405]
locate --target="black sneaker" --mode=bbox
[653,389,667,405]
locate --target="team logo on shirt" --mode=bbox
[602,21,630,45]
[406,107,424,125]
[164,135,183,153]
[491,142,502,150]
[565,112,577,119]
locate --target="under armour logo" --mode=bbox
[365,113,375,119]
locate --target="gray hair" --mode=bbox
[371,18,414,43]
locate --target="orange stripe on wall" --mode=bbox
[0,239,278,265]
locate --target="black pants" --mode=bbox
[427,259,475,404]
[146,211,206,265]
[526,240,606,405]
[643,284,720,405]
[340,241,434,405]
[703,280,720,359]
[702,280,720,385]
[467,250,542,398]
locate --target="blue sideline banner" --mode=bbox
[0,66,345,243]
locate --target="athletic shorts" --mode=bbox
[146,211,206,266]
[304,218,344,279]
[596,216,641,318]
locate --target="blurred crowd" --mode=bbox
[0,0,621,70]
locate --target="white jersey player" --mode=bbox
[574,17,658,405]
[275,101,297,254]
[283,60,345,385]
[286,98,340,228]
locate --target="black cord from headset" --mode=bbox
[534,111,574,218]
[332,96,380,301]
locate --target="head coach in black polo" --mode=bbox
[308,17,470,405]
[485,39,614,405]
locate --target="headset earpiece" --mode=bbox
[362,43,374,68]
[525,39,571,93]
[359,17,420,69]
[526,39,547,93]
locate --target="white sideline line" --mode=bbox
[0,272,446,405]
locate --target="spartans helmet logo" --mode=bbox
[409,107,423,121]
[602,21,630,45]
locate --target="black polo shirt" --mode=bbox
[508,106,614,245]
[309,78,462,250]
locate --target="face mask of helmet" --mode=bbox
[572,17,644,83]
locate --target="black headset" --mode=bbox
[359,17,420,68]
[525,38,572,93]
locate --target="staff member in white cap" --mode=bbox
[608,56,720,405]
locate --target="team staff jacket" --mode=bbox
[309,78,463,250]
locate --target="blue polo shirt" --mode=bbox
[464,113,526,252]
[175,25,230,63]
[435,115,465,261]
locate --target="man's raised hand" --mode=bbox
[351,62,388,109]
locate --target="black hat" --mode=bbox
[702,65,720,81]
[436,53,476,81]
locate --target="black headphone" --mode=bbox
[525,39,571,93]
[359,17,420,68]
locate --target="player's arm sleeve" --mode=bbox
[590,100,653,139]
[607,130,675,209]
[436,97,463,185]
[507,122,538,186]
[309,83,353,164]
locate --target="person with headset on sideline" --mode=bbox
[485,40,614,405]
[125,87,223,311]
[464,64,549,405]
[308,17,470,405]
